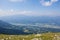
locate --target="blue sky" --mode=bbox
[0,0,60,17]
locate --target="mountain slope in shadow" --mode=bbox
[0,20,32,35]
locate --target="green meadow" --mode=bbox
[0,33,60,40]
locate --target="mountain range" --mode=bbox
[0,15,60,25]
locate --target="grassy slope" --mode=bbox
[0,33,60,40]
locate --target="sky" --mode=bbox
[0,0,60,17]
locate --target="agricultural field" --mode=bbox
[0,33,60,40]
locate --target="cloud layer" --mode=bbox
[40,0,58,6]
[0,9,59,17]
[0,9,32,16]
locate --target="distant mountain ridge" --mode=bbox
[0,15,60,25]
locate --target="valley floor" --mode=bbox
[0,33,60,40]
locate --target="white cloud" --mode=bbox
[40,1,52,6]
[10,9,14,12]
[51,0,58,2]
[40,0,58,6]
[0,9,32,17]
[21,11,32,14]
[0,9,2,12]
[9,0,26,2]
[0,9,59,17]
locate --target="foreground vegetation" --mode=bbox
[0,33,60,40]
